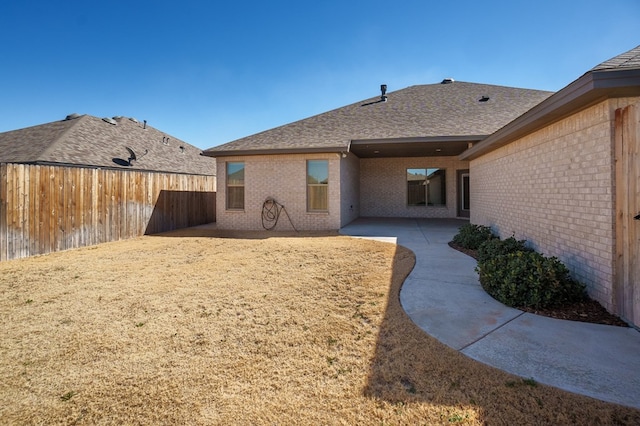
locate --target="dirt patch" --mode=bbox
[0,230,638,425]
[448,242,629,327]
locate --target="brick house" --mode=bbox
[204,45,640,327]
[203,83,552,230]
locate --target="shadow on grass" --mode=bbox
[362,245,465,401]
[148,223,340,240]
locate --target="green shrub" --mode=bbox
[476,236,532,264]
[452,224,494,250]
[477,250,586,309]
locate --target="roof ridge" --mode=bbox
[37,114,87,161]
[616,50,639,67]
[591,44,640,72]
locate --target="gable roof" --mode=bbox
[203,82,553,158]
[0,114,215,176]
[462,45,640,160]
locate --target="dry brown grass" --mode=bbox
[1,227,639,425]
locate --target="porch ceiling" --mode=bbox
[349,136,483,158]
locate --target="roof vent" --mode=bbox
[441,78,455,84]
[128,117,139,123]
[479,95,490,102]
[380,84,388,102]
[65,113,81,120]
[102,117,117,125]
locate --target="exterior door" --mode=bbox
[457,170,470,218]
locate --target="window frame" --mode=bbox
[307,160,329,212]
[406,167,446,207]
[226,161,245,210]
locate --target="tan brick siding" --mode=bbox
[469,99,638,311]
[216,153,342,231]
[360,157,469,218]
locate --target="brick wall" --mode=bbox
[360,156,469,218]
[216,153,343,231]
[216,153,470,229]
[470,99,637,310]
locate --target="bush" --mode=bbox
[476,236,531,264]
[477,250,586,309]
[452,223,494,250]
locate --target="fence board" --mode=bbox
[7,165,16,258]
[0,163,215,261]
[89,169,97,245]
[6,165,14,258]
[55,166,64,253]
[39,166,49,255]
[19,165,28,259]
[28,165,38,256]
[77,167,85,248]
[104,170,113,243]
[63,167,73,251]
[0,164,7,260]
[13,165,22,256]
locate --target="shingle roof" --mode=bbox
[461,45,640,161]
[203,81,553,156]
[591,44,640,72]
[0,114,215,176]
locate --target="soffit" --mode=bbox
[350,137,482,158]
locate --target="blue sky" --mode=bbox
[1,1,638,150]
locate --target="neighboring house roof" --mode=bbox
[0,114,215,176]
[462,45,640,160]
[203,82,553,158]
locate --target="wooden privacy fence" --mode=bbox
[0,163,216,261]
[614,103,640,327]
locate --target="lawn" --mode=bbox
[1,227,639,425]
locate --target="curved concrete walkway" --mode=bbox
[339,218,640,409]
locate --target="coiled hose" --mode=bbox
[261,197,298,231]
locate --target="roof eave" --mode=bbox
[202,146,347,158]
[460,68,640,161]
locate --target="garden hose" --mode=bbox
[261,198,298,231]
